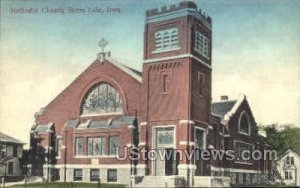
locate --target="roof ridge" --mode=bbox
[222,94,246,125]
[212,99,237,104]
[106,57,142,82]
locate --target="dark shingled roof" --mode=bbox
[109,116,136,127]
[0,132,24,144]
[35,124,50,133]
[65,119,80,128]
[66,116,136,129]
[89,120,107,128]
[211,100,237,117]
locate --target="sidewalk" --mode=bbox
[1,176,43,187]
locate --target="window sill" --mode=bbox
[152,47,180,54]
[234,161,253,165]
[74,155,118,158]
[239,131,251,136]
[73,179,83,181]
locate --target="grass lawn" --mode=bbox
[8,182,125,188]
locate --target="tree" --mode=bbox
[264,124,300,155]
[28,129,57,179]
[29,132,45,176]
[0,144,13,166]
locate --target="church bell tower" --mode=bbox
[139,1,212,178]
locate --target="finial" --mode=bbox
[98,37,108,53]
[97,37,110,62]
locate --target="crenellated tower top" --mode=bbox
[146,1,211,29]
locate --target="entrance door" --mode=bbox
[165,148,178,175]
[155,148,177,176]
[153,127,175,176]
[155,148,165,176]
[194,128,205,176]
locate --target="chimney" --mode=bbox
[221,95,228,101]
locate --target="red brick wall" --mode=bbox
[144,17,190,60]
[144,15,212,66]
[224,99,262,171]
[190,60,211,123]
[141,58,190,121]
[141,7,213,175]
[58,125,132,165]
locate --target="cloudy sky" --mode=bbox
[0,0,299,146]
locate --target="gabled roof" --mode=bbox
[36,57,142,117]
[211,94,246,125]
[65,115,136,129]
[89,120,108,128]
[65,119,80,128]
[105,57,142,82]
[0,132,24,144]
[276,149,300,161]
[211,100,237,117]
[34,123,54,133]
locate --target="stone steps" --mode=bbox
[134,176,172,188]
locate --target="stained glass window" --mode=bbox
[109,136,119,155]
[81,83,123,115]
[239,112,251,135]
[157,127,174,147]
[75,137,84,156]
[88,137,105,156]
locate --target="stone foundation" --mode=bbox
[43,164,131,185]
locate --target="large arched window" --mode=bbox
[238,111,251,135]
[81,82,123,115]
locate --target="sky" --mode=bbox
[0,0,299,146]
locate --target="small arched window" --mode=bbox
[239,111,251,135]
[81,82,123,115]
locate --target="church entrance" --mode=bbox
[194,127,207,176]
[153,127,177,176]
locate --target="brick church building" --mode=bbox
[30,1,272,187]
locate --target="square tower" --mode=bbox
[141,1,212,123]
[138,1,212,178]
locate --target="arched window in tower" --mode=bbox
[198,72,206,96]
[161,73,170,93]
[81,83,123,115]
[194,31,210,59]
[239,111,251,135]
[153,28,179,53]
